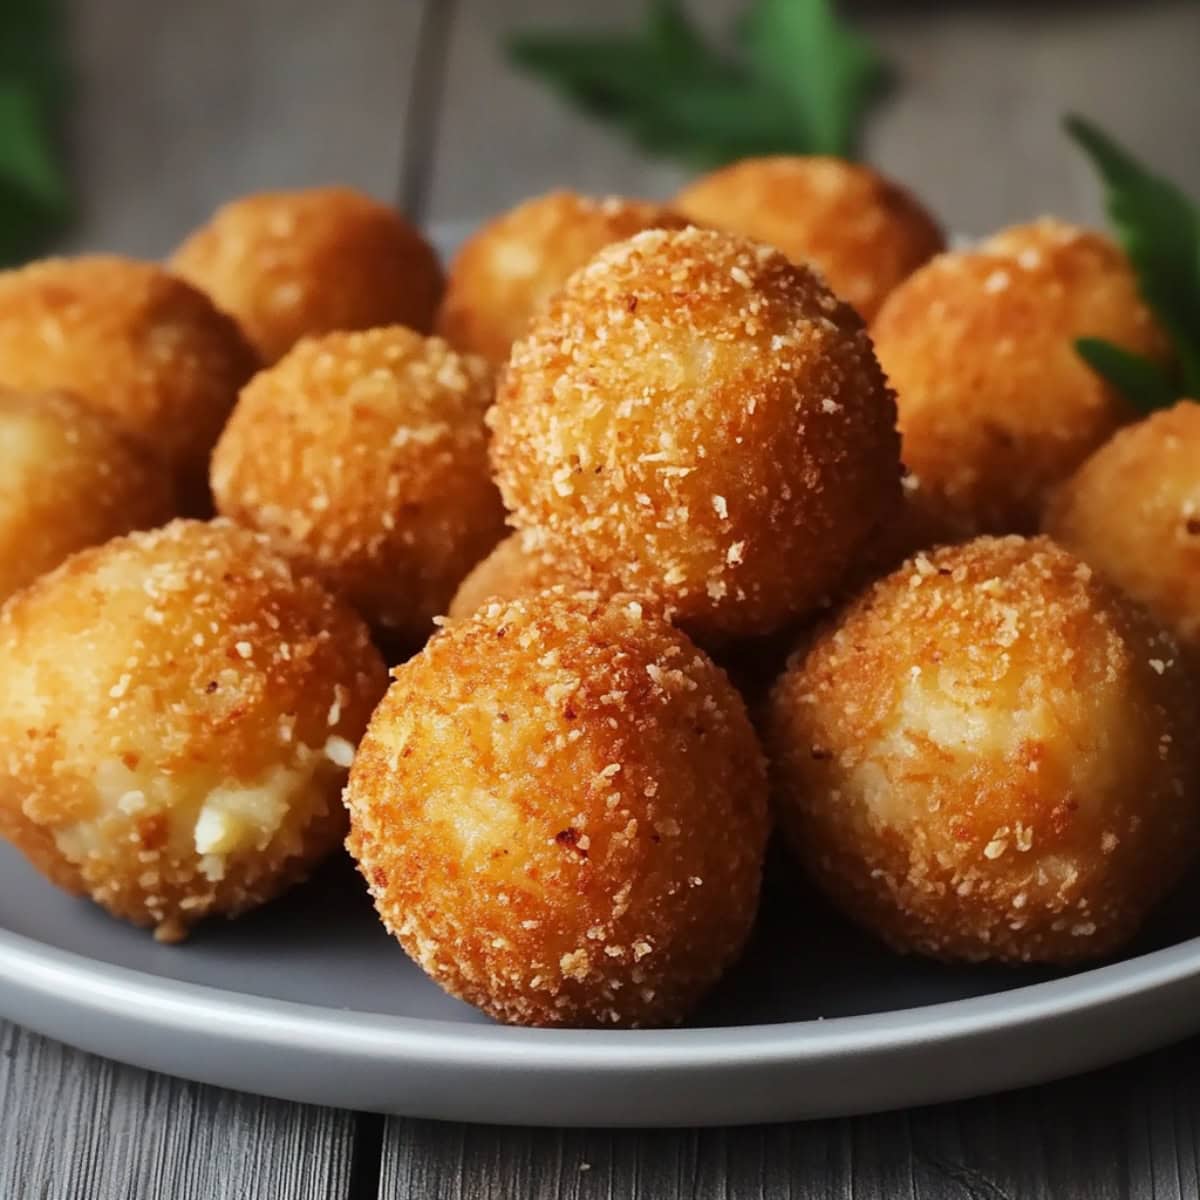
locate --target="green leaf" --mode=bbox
[1076,337,1180,416]
[1066,114,1200,397]
[740,0,889,157]
[508,0,888,167]
[0,82,69,213]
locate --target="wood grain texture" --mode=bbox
[381,1035,1200,1198]
[60,0,425,259]
[423,0,1200,236]
[0,1021,355,1199]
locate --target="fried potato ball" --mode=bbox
[446,530,587,622]
[674,156,944,321]
[345,590,769,1028]
[0,256,257,502]
[0,388,174,601]
[0,519,387,942]
[872,223,1169,539]
[171,187,443,364]
[489,226,901,641]
[768,536,1200,964]
[1046,400,1200,659]
[436,191,689,363]
[212,326,505,643]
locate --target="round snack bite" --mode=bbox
[872,222,1169,539]
[1046,400,1200,659]
[171,187,443,364]
[345,590,769,1028]
[212,326,506,644]
[768,535,1200,965]
[0,256,257,502]
[0,388,175,601]
[675,156,943,321]
[436,191,689,363]
[0,519,388,942]
[446,530,590,622]
[489,226,901,641]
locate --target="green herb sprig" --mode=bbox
[507,0,889,167]
[1067,114,1200,414]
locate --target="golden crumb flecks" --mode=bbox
[212,326,506,643]
[344,589,769,1027]
[489,226,902,642]
[0,519,387,941]
[172,186,443,364]
[768,535,1200,965]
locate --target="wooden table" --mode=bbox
[6,1,1200,1195]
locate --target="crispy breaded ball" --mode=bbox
[0,519,387,942]
[345,590,769,1028]
[0,388,175,601]
[436,191,689,363]
[489,226,901,641]
[0,255,257,502]
[768,535,1200,965]
[675,156,944,321]
[873,223,1170,539]
[446,530,587,622]
[212,326,505,643]
[171,187,443,365]
[1046,400,1200,659]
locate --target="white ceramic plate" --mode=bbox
[4,841,1200,1126]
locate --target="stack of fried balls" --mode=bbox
[0,157,1196,1028]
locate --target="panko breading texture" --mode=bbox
[171,187,443,365]
[675,156,944,321]
[489,226,901,642]
[436,191,689,363]
[447,531,587,622]
[0,388,174,602]
[0,520,387,942]
[768,536,1200,964]
[212,326,506,644]
[0,256,257,501]
[345,591,769,1028]
[872,222,1170,540]
[1046,400,1200,659]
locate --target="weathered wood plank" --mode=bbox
[60,0,427,258]
[0,1021,356,1200]
[424,0,1200,236]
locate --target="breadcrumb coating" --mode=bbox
[873,222,1170,538]
[171,187,443,364]
[489,226,901,641]
[212,326,506,643]
[345,589,769,1027]
[0,388,175,602]
[1046,400,1200,660]
[675,156,944,321]
[0,519,387,941]
[768,535,1200,964]
[436,191,689,363]
[447,530,588,622]
[0,255,257,502]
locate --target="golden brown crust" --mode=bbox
[1045,400,1200,658]
[0,388,175,601]
[436,191,690,363]
[446,530,589,622]
[345,589,769,1027]
[0,519,387,940]
[211,326,506,643]
[675,156,944,321]
[872,222,1170,538]
[489,226,902,641]
[171,187,443,364]
[768,535,1200,964]
[0,256,257,501]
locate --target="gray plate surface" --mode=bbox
[3,842,1200,1126]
